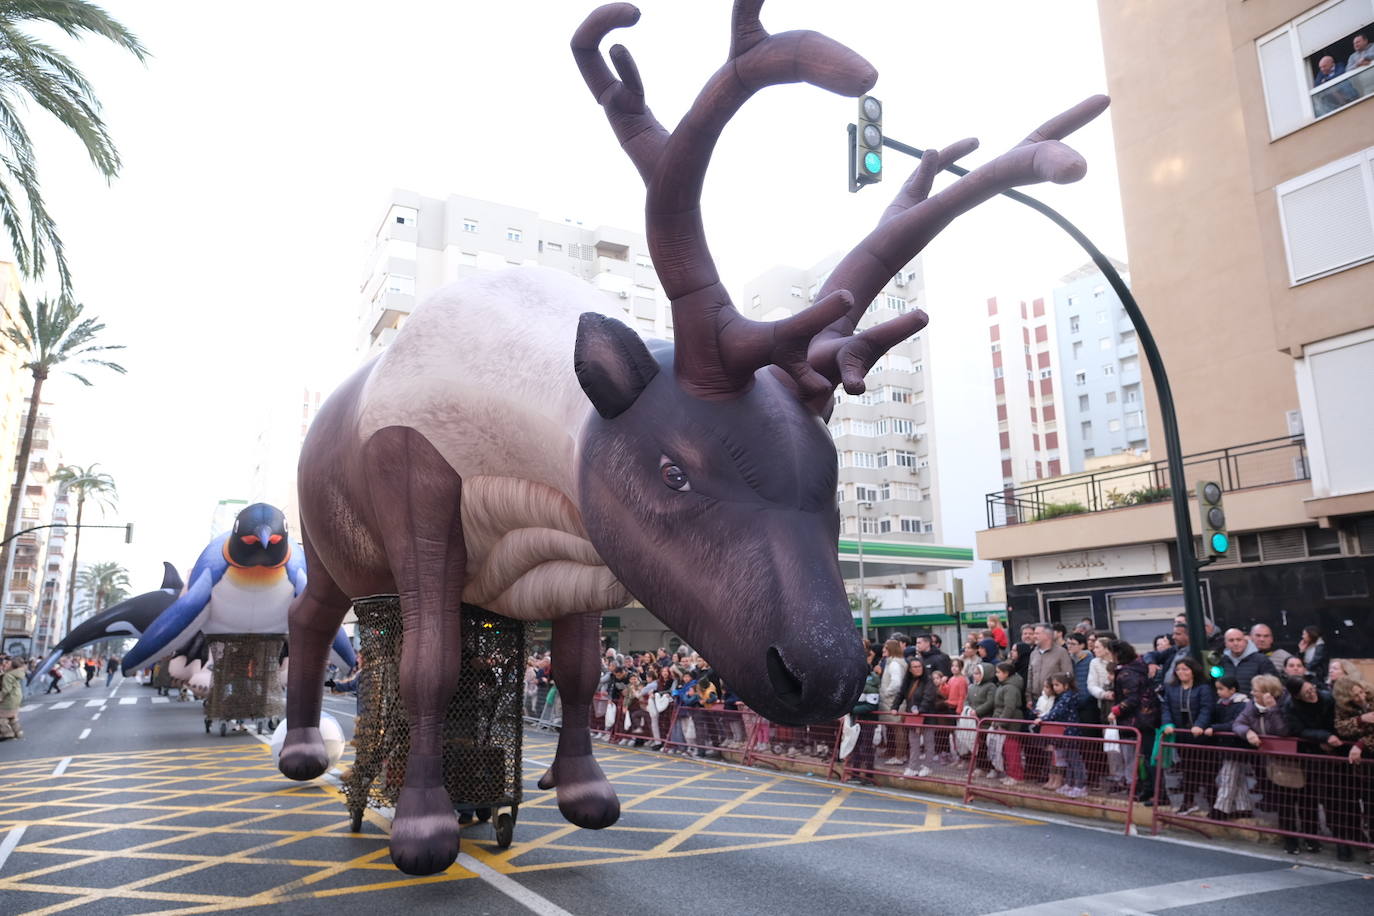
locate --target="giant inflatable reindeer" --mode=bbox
[279,0,1107,875]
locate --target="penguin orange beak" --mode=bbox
[257,525,273,548]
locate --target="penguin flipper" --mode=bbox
[122,556,221,674]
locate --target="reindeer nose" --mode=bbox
[766,646,805,709]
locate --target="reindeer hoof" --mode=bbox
[390,786,460,875]
[278,727,328,781]
[545,755,620,829]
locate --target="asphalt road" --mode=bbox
[2,676,1371,915]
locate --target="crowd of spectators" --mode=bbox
[525,615,1373,863]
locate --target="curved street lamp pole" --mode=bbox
[857,500,873,641]
[871,134,1210,662]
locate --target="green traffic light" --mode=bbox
[864,151,882,175]
[1211,532,1230,554]
[1209,665,1224,679]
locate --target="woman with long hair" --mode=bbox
[901,655,939,777]
[1161,655,1217,815]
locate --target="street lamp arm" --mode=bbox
[0,522,134,549]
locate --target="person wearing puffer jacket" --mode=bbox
[967,662,998,777]
[1232,674,1303,853]
[991,662,1026,784]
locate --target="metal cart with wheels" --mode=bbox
[340,598,524,848]
[201,634,285,737]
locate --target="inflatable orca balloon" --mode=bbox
[123,503,355,674]
[28,562,183,685]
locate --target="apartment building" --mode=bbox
[742,254,981,603]
[976,0,1374,655]
[987,294,1068,490]
[1,404,69,655]
[1052,261,1149,473]
[358,190,668,356]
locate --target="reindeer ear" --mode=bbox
[574,312,660,419]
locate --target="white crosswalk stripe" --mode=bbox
[51,701,73,709]
[85,700,105,707]
[118,697,137,705]
[151,697,170,704]
[18,704,35,712]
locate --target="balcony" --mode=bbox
[984,435,1309,528]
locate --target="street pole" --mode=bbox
[870,135,1211,663]
[0,522,135,645]
[857,500,872,641]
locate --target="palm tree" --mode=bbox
[52,462,116,634]
[0,297,125,607]
[75,559,128,620]
[0,1,148,292]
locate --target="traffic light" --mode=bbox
[854,95,882,186]
[124,522,135,544]
[1197,480,1229,559]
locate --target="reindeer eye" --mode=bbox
[661,463,690,491]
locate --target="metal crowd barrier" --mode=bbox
[747,716,843,777]
[839,713,976,791]
[965,718,1144,834]
[1153,736,1374,853]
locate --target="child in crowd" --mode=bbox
[1036,674,1087,797]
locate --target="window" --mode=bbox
[506,227,523,242]
[913,361,923,373]
[893,483,921,500]
[879,518,892,534]
[991,342,1001,353]
[900,518,922,533]
[878,483,892,501]
[856,485,880,502]
[1074,371,1086,386]
[851,451,879,469]
[1069,315,1080,333]
[885,294,908,312]
[923,521,935,534]
[1039,368,1053,379]
[1067,296,1079,307]
[1120,356,1138,375]
[894,450,919,467]
[1072,341,1083,359]
[1084,448,1095,459]
[1276,146,1374,284]
[876,451,890,468]
[1120,329,1136,343]
[1256,1,1374,138]
[860,516,880,535]
[1092,285,1105,299]
[1125,410,1144,428]
[1125,387,1140,403]
[751,294,761,308]
[790,285,804,298]
[384,274,414,295]
[890,417,914,435]
[1078,394,1089,411]
[1103,365,1116,376]
[887,387,914,404]
[462,218,479,233]
[1106,390,1118,404]
[1099,337,1112,351]
[1108,418,1122,432]
[836,487,846,503]
[545,241,563,252]
[993,367,1004,379]
[1081,420,1093,439]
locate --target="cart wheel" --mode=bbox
[269,717,279,730]
[350,810,363,833]
[257,721,264,735]
[219,722,227,737]
[476,807,492,823]
[204,718,211,734]
[494,812,514,849]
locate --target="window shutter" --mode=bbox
[1257,30,1308,137]
[1296,0,1374,56]
[1278,161,1374,281]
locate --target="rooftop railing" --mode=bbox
[985,435,1308,528]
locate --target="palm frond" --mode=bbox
[0,1,149,62]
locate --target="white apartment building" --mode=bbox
[2,403,71,654]
[358,190,668,356]
[741,254,983,602]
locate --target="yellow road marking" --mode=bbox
[797,790,851,838]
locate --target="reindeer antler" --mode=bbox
[574,1,876,401]
[806,95,1110,402]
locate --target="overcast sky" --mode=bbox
[19,0,1125,594]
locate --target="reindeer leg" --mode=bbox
[537,611,620,828]
[364,426,466,876]
[279,534,351,780]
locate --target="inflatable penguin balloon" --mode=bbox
[122,503,356,674]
